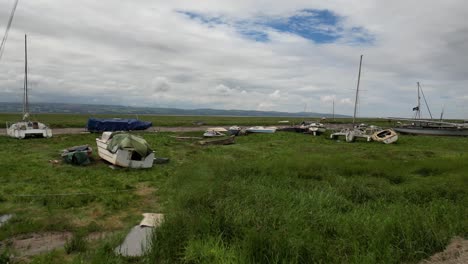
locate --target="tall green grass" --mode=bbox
[0,131,466,263]
[148,133,467,263]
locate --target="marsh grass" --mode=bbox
[148,133,467,264]
[0,128,466,263]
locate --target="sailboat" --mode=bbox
[6,35,52,139]
[391,82,468,136]
[330,55,398,143]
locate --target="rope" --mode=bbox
[0,0,20,62]
[11,188,135,198]
[420,84,433,119]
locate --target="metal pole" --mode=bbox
[353,55,363,125]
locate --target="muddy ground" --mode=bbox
[0,124,354,136]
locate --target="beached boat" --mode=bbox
[303,122,326,136]
[228,126,241,136]
[96,132,154,168]
[371,129,398,144]
[246,126,277,133]
[390,82,468,136]
[6,35,52,139]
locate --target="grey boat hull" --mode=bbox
[394,127,468,136]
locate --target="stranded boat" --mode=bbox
[371,129,398,144]
[391,82,468,136]
[6,35,52,139]
[96,132,154,168]
[246,126,277,133]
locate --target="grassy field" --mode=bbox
[0,113,395,129]
[0,126,466,263]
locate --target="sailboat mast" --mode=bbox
[332,99,335,121]
[352,55,363,125]
[23,34,29,120]
[416,82,421,119]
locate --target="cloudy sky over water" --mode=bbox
[0,0,467,118]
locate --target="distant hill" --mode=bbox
[0,102,349,118]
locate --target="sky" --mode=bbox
[0,0,467,118]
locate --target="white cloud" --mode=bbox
[269,90,281,99]
[0,0,467,118]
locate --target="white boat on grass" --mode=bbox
[6,35,52,139]
[203,130,226,137]
[300,122,326,136]
[371,129,398,144]
[96,132,154,168]
[246,126,277,133]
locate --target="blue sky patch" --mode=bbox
[178,9,373,44]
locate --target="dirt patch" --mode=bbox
[1,231,108,258]
[420,237,468,264]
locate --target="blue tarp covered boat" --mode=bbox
[87,118,152,132]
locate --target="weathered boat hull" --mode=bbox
[308,127,326,136]
[371,129,398,144]
[246,126,277,133]
[96,138,154,168]
[394,127,468,136]
[198,136,235,146]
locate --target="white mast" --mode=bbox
[352,55,363,125]
[23,34,29,120]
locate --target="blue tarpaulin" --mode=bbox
[87,118,152,132]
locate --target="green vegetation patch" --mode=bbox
[0,129,467,263]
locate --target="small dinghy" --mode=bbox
[371,129,398,144]
[203,130,226,137]
[246,126,277,133]
[96,132,154,168]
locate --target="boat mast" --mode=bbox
[416,82,421,119]
[352,55,363,125]
[332,99,335,121]
[23,34,29,120]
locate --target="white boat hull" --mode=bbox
[246,126,277,133]
[6,122,52,139]
[96,138,154,168]
[372,129,399,144]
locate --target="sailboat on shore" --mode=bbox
[390,82,468,136]
[6,35,52,139]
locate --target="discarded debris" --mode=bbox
[48,159,61,165]
[154,157,170,164]
[115,213,164,257]
[0,214,13,228]
[198,136,235,146]
[170,136,203,140]
[61,145,92,165]
[140,213,164,228]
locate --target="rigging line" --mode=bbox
[11,188,136,197]
[0,0,20,62]
[420,84,433,119]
